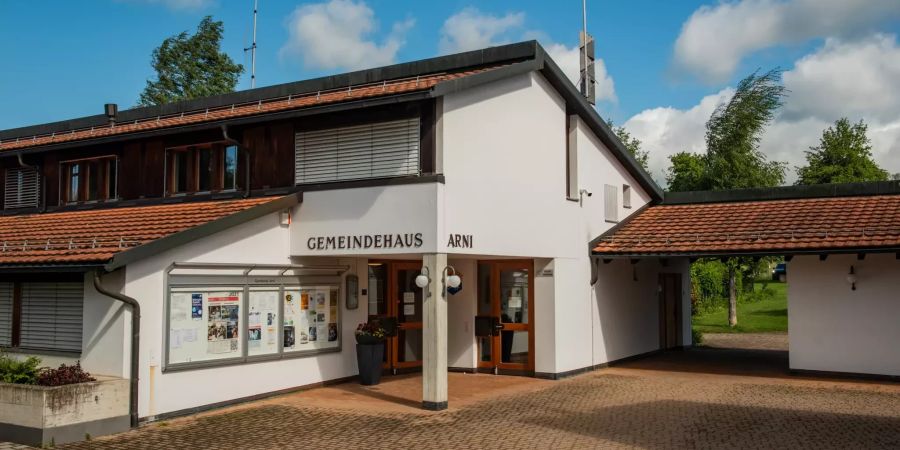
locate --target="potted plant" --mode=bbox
[355,319,388,385]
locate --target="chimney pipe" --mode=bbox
[104,103,118,126]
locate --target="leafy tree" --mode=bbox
[666,69,787,327]
[666,151,705,192]
[796,118,888,185]
[139,16,244,106]
[607,119,650,171]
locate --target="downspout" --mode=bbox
[221,124,253,198]
[16,152,47,212]
[93,271,141,428]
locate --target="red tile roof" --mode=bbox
[0,197,277,265]
[593,194,900,256]
[0,66,500,152]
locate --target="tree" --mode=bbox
[796,118,888,185]
[607,119,650,171]
[666,151,705,192]
[665,69,787,327]
[139,16,244,106]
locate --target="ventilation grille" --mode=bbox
[295,118,420,184]
[4,167,40,209]
[19,282,83,353]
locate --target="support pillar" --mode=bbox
[422,253,448,410]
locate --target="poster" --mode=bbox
[404,303,415,316]
[168,288,242,365]
[403,292,415,304]
[248,289,279,356]
[207,293,240,355]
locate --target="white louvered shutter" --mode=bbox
[19,282,84,353]
[604,184,618,223]
[0,283,12,347]
[295,118,420,184]
[4,167,40,209]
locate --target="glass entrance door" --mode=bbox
[367,260,423,371]
[477,260,534,373]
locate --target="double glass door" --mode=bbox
[367,261,423,370]
[477,260,534,372]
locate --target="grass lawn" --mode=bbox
[693,281,787,334]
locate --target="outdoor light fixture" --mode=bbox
[415,267,431,289]
[414,265,461,294]
[847,266,857,291]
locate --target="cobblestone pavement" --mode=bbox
[702,332,789,351]
[0,443,33,450]
[60,350,900,450]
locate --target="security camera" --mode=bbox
[579,189,592,197]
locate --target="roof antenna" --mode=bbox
[243,0,259,89]
[580,0,596,105]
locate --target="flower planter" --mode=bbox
[356,342,385,386]
[0,376,129,447]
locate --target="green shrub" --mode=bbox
[0,352,42,385]
[691,328,704,345]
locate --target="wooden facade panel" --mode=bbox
[142,140,165,198]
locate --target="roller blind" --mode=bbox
[4,167,40,209]
[19,282,83,353]
[0,283,12,347]
[295,117,420,184]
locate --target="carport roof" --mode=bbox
[593,181,900,258]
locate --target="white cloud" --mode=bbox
[673,0,900,82]
[440,8,617,102]
[280,0,414,71]
[439,8,525,54]
[545,43,616,103]
[627,33,900,184]
[623,89,733,180]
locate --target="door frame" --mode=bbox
[476,259,535,373]
[658,273,682,349]
[389,261,424,369]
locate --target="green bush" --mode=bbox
[691,328,704,345]
[0,352,42,385]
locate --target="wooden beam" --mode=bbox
[857,253,866,260]
[602,258,612,265]
[784,255,794,262]
[630,259,640,265]
[819,254,828,261]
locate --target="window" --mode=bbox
[623,184,632,209]
[294,118,420,184]
[2,281,84,354]
[4,167,40,209]
[60,156,118,203]
[604,184,618,223]
[166,144,239,195]
[566,115,578,200]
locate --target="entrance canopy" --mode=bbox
[592,181,900,258]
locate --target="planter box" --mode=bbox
[0,376,129,446]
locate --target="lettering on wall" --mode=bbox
[306,233,423,250]
[447,234,473,249]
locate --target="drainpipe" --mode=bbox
[93,271,141,428]
[221,124,253,198]
[16,152,47,212]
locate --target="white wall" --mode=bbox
[446,258,476,369]
[592,258,690,364]
[789,253,900,376]
[291,183,439,256]
[123,211,371,418]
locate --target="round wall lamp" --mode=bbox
[415,267,431,289]
[847,266,857,291]
[415,265,461,293]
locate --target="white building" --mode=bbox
[2,41,895,439]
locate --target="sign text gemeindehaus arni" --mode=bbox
[306,233,423,250]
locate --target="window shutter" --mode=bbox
[19,282,83,353]
[604,184,618,223]
[0,283,12,347]
[4,167,40,209]
[295,118,420,184]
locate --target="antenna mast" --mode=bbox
[244,0,259,89]
[580,0,596,105]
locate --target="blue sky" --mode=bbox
[1,0,899,181]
